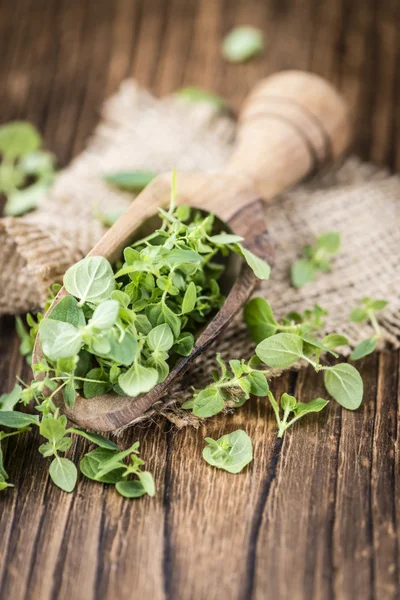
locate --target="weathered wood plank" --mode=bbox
[163,372,293,600]
[252,366,341,600]
[333,354,379,600]
[371,351,399,600]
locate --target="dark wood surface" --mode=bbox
[1,1,399,599]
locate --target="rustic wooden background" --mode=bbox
[1,0,399,599]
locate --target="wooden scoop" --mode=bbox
[33,70,351,432]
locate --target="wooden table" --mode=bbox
[1,1,399,598]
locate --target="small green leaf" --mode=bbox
[19,150,55,175]
[138,471,156,497]
[291,259,316,288]
[301,336,339,358]
[40,416,66,444]
[350,337,378,361]
[236,245,271,281]
[203,429,253,473]
[164,248,202,267]
[208,233,244,245]
[64,256,116,306]
[256,333,304,368]
[181,281,197,314]
[247,371,269,396]
[367,299,388,311]
[4,182,50,217]
[69,428,120,450]
[63,381,77,408]
[49,457,77,492]
[147,323,174,352]
[324,364,363,410]
[222,27,264,63]
[349,307,368,323]
[175,87,226,111]
[321,333,349,350]
[0,121,41,158]
[316,232,341,253]
[80,447,125,483]
[104,331,138,365]
[89,300,119,331]
[192,386,225,418]
[173,332,194,356]
[293,397,329,416]
[0,411,39,428]
[104,170,157,191]
[116,480,147,498]
[281,393,297,412]
[39,318,82,360]
[243,297,278,343]
[83,368,112,398]
[118,363,159,397]
[48,295,86,327]
[0,384,22,411]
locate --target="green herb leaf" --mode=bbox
[104,170,157,192]
[69,428,120,450]
[116,480,147,498]
[118,363,159,397]
[203,429,253,473]
[64,256,116,306]
[222,27,264,63]
[301,336,339,358]
[321,333,349,349]
[48,295,86,327]
[165,248,202,267]
[4,182,50,216]
[281,393,297,412]
[181,281,197,314]
[191,386,226,418]
[80,447,125,483]
[350,337,378,361]
[209,233,244,245]
[40,416,67,444]
[256,333,304,368]
[49,457,77,492]
[105,331,138,365]
[0,121,41,158]
[173,332,195,356]
[367,299,388,311]
[138,471,156,496]
[243,297,278,343]
[83,368,112,398]
[316,231,341,253]
[0,411,39,428]
[236,245,271,280]
[291,259,316,288]
[89,299,119,331]
[349,307,368,323]
[324,363,363,410]
[39,318,82,360]
[175,87,226,111]
[63,381,77,408]
[147,323,174,352]
[293,397,329,416]
[246,371,269,396]
[0,384,22,411]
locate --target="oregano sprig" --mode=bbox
[291,231,341,287]
[349,297,388,360]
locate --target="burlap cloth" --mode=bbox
[1,80,399,425]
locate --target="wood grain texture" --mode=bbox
[0,0,399,599]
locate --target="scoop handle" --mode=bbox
[224,70,351,198]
